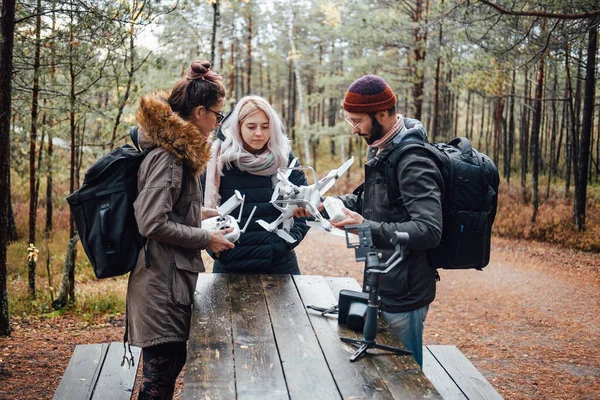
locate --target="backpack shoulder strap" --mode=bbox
[378,141,433,204]
[130,126,141,152]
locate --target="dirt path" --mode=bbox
[1,233,599,399]
[296,232,600,400]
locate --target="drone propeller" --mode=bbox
[319,156,355,195]
[306,220,356,240]
[285,158,298,178]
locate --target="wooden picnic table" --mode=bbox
[184,273,442,400]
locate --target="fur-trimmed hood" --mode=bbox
[135,90,211,176]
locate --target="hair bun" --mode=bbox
[187,60,212,80]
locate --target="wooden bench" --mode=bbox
[53,342,141,400]
[423,345,503,400]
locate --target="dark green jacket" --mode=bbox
[338,119,443,312]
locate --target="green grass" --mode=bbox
[6,208,128,320]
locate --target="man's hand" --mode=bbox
[330,208,365,230]
[202,207,219,220]
[208,227,235,252]
[292,202,324,218]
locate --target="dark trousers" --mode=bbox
[138,342,187,400]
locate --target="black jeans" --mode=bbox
[138,342,187,400]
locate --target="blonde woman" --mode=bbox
[204,95,309,274]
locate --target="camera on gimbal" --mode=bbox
[307,223,411,362]
[336,223,374,332]
[338,289,368,332]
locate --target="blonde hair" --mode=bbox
[218,95,290,170]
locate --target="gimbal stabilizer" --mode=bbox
[339,223,412,362]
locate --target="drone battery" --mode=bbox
[338,289,369,332]
[323,197,346,222]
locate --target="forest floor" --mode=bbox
[1,233,599,400]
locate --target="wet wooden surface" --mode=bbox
[185,274,442,400]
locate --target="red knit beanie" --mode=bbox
[343,75,396,114]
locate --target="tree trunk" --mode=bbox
[565,45,574,196]
[575,26,597,231]
[287,15,309,164]
[7,186,18,242]
[52,235,79,310]
[520,66,530,198]
[431,54,441,143]
[478,95,485,150]
[597,94,600,182]
[229,41,235,99]
[531,55,546,224]
[0,0,16,337]
[267,59,272,105]
[109,20,137,149]
[28,0,43,297]
[55,13,78,309]
[259,57,264,97]
[506,70,516,184]
[46,128,53,235]
[556,89,566,176]
[572,46,584,221]
[453,90,459,138]
[547,65,558,199]
[493,96,504,168]
[210,0,220,68]
[246,12,252,95]
[465,90,471,137]
[410,0,429,120]
[486,101,493,154]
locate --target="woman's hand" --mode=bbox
[202,207,219,220]
[208,228,236,253]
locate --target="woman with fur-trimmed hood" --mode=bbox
[203,95,310,274]
[126,60,233,400]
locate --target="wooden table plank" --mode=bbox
[423,346,467,400]
[294,275,394,399]
[326,276,443,400]
[53,343,108,400]
[185,274,236,399]
[228,274,288,400]
[325,276,362,299]
[426,345,503,400]
[260,275,340,400]
[92,342,141,400]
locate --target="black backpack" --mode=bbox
[378,137,499,270]
[67,127,165,278]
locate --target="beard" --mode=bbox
[365,115,385,145]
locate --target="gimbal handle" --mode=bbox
[368,231,410,274]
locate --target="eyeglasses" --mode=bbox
[208,108,225,123]
[344,114,368,129]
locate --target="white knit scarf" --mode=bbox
[204,140,282,209]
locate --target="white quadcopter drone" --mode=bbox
[203,190,257,242]
[256,157,355,243]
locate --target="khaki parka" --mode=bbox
[126,91,212,348]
